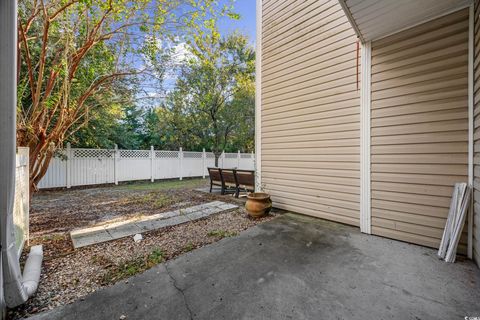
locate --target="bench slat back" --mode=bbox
[208,167,222,182]
[235,170,255,189]
[222,169,236,185]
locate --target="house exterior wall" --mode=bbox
[260,1,474,255]
[260,0,361,226]
[473,0,480,265]
[369,9,470,250]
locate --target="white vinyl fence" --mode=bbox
[38,144,255,189]
[14,147,29,256]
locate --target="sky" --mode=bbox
[137,0,256,106]
[218,0,256,44]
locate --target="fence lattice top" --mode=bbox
[183,152,202,158]
[155,150,179,158]
[119,150,150,158]
[50,147,253,160]
[225,153,238,159]
[73,149,114,158]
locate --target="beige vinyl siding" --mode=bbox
[370,9,469,250]
[261,0,361,226]
[473,0,480,265]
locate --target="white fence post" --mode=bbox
[66,142,71,188]
[19,147,30,245]
[202,148,206,178]
[179,147,183,181]
[237,150,241,168]
[252,152,255,171]
[150,146,154,183]
[114,144,119,185]
[222,151,225,168]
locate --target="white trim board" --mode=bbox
[467,3,474,259]
[360,41,372,234]
[255,0,262,191]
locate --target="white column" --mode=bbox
[66,143,72,188]
[221,151,225,169]
[255,0,262,191]
[468,4,474,259]
[150,146,154,183]
[179,147,183,181]
[360,41,372,235]
[114,144,119,185]
[202,148,206,178]
[237,150,241,168]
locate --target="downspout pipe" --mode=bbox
[0,0,43,309]
[21,246,43,298]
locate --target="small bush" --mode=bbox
[183,242,195,252]
[102,248,165,284]
[207,230,238,238]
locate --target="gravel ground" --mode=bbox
[8,179,278,319]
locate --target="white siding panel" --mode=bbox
[370,9,469,251]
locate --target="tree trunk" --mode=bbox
[214,151,222,167]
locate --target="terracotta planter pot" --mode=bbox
[245,192,272,218]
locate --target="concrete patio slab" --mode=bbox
[70,201,237,248]
[36,214,480,320]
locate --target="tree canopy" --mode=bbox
[163,33,255,165]
[17,0,255,190]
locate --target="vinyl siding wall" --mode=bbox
[261,0,361,226]
[473,0,480,265]
[370,9,469,250]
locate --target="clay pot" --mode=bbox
[245,192,272,218]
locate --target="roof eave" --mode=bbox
[338,0,365,43]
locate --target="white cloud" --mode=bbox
[170,41,194,65]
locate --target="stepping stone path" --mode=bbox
[70,201,238,248]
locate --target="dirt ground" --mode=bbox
[8,179,277,319]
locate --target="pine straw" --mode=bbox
[8,181,276,319]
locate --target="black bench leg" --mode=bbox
[235,188,239,198]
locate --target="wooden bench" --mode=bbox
[207,167,224,194]
[207,167,256,197]
[221,169,237,195]
[234,169,255,197]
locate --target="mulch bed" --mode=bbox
[8,179,277,319]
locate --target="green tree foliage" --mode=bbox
[17,0,236,190]
[117,105,145,150]
[159,32,255,166]
[141,108,163,148]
